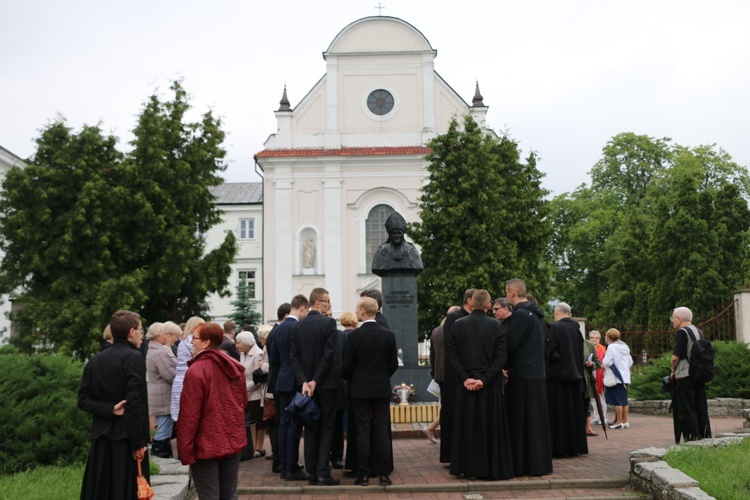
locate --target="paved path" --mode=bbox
[235,414,743,499]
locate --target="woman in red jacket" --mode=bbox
[178,322,248,499]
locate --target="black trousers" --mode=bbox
[672,377,711,443]
[304,389,337,479]
[350,397,391,477]
[276,391,302,474]
[330,408,344,463]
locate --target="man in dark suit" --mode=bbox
[290,287,340,486]
[269,295,309,481]
[265,302,290,473]
[441,288,475,463]
[78,310,150,500]
[360,288,391,329]
[343,296,398,486]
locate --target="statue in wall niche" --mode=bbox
[371,212,423,276]
[303,236,315,269]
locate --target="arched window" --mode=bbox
[366,204,394,272]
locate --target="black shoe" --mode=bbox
[272,465,281,474]
[308,477,317,485]
[316,476,340,486]
[355,476,369,486]
[331,460,343,469]
[265,453,274,460]
[279,472,285,480]
[379,475,392,486]
[285,469,310,481]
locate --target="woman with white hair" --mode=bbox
[237,330,265,458]
[146,322,178,457]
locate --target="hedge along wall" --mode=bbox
[628,341,750,402]
[0,347,90,475]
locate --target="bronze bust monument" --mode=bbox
[371,212,423,276]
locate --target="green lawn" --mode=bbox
[0,461,160,499]
[664,438,750,500]
[0,464,83,499]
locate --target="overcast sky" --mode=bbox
[2,0,748,197]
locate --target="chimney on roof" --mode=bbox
[278,85,291,112]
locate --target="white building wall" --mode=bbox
[204,203,264,323]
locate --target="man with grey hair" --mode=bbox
[547,302,587,457]
[670,307,712,443]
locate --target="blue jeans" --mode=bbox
[154,414,174,441]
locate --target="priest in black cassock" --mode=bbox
[448,290,514,480]
[546,302,588,458]
[504,278,553,477]
[441,288,475,463]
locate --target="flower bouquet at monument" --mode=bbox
[393,383,415,405]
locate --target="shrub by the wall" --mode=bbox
[629,341,750,401]
[0,346,89,475]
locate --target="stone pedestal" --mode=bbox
[381,276,419,367]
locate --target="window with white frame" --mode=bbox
[238,270,256,299]
[365,204,395,272]
[239,218,255,240]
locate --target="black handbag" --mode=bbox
[252,367,268,385]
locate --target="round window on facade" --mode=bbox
[367,89,394,116]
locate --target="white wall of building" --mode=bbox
[204,189,264,324]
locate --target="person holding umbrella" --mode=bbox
[583,337,603,436]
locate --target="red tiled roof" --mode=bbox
[255,146,432,158]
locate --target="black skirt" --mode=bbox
[546,380,588,458]
[81,438,149,500]
[505,378,553,477]
[449,383,514,480]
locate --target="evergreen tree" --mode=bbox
[0,81,237,359]
[124,81,236,322]
[410,115,551,337]
[227,275,262,329]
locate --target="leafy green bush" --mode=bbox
[0,347,90,475]
[630,341,750,400]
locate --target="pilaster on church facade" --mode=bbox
[255,16,490,321]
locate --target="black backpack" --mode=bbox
[684,326,717,384]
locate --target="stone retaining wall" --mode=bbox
[627,398,749,417]
[629,410,750,499]
[630,434,749,500]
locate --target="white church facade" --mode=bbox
[255,16,489,320]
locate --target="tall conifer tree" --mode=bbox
[410,115,551,335]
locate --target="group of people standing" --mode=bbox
[77,284,714,499]
[434,279,636,481]
[79,311,262,499]
[268,288,399,487]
